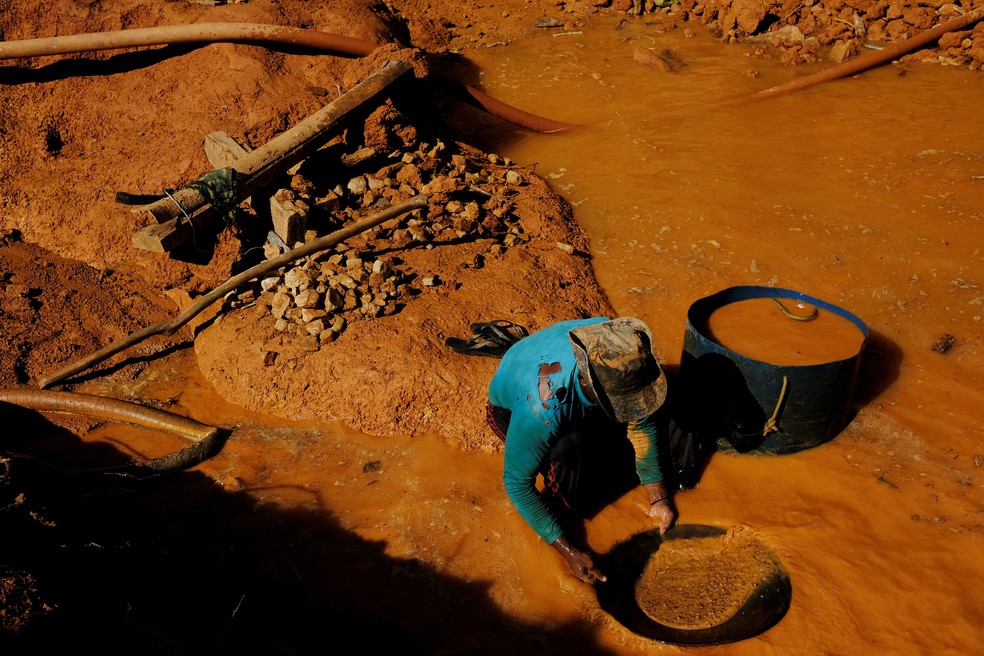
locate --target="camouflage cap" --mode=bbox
[569,317,667,423]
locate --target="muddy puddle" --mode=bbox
[37,16,984,655]
[443,16,984,654]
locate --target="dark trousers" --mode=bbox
[487,404,638,519]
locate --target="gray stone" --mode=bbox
[829,40,859,63]
[372,258,392,277]
[270,189,309,247]
[294,288,321,309]
[271,291,291,319]
[325,288,344,312]
[284,267,317,292]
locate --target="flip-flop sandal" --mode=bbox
[444,334,511,358]
[469,319,529,339]
[469,320,529,346]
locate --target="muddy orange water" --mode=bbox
[76,17,984,655]
[702,297,866,365]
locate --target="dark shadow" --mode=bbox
[51,341,195,389]
[659,369,714,490]
[676,353,767,454]
[0,44,203,85]
[166,218,226,265]
[542,417,638,570]
[291,142,355,186]
[0,41,371,86]
[411,54,545,155]
[654,360,766,490]
[0,401,134,468]
[851,329,903,406]
[0,403,621,655]
[554,417,639,523]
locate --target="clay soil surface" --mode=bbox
[1,0,983,653]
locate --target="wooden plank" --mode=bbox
[131,206,211,253]
[203,131,252,168]
[131,59,413,252]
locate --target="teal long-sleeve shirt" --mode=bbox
[488,318,664,544]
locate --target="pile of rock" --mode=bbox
[610,0,679,15]
[675,0,983,68]
[231,121,529,345]
[258,249,405,342]
[937,18,984,67]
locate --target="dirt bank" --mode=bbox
[3,0,979,442]
[193,106,612,449]
[2,0,983,651]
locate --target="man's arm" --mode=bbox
[643,480,676,534]
[551,535,606,583]
[628,414,677,534]
[503,413,611,582]
[504,447,607,582]
[502,419,564,544]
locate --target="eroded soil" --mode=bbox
[2,0,982,652]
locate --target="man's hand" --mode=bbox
[646,499,677,535]
[551,536,607,583]
[643,481,676,534]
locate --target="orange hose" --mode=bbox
[0,388,217,439]
[0,22,577,133]
[0,388,227,475]
[0,23,376,59]
[754,7,984,99]
[457,83,577,134]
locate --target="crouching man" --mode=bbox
[486,317,676,583]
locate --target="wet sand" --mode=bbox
[89,18,984,653]
[443,17,984,654]
[4,12,983,655]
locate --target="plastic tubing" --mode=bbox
[0,23,576,133]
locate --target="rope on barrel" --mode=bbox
[763,375,789,436]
